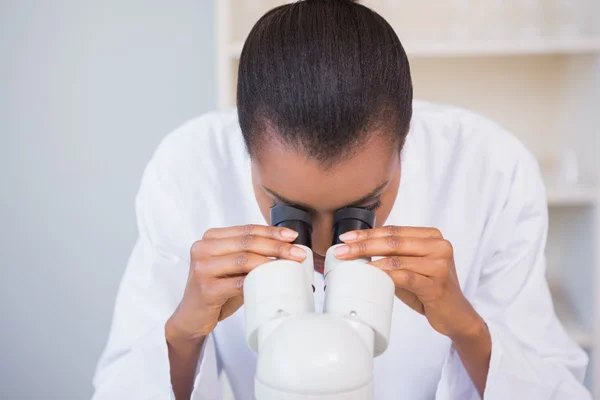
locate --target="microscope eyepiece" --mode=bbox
[270,205,312,248]
[332,207,376,245]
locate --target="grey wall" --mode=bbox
[0,1,215,398]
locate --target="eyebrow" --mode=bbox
[263,181,390,212]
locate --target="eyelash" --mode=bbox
[270,200,383,212]
[269,201,311,213]
[361,200,383,212]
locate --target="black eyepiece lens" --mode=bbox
[332,207,376,246]
[270,205,312,248]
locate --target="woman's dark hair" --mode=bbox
[237,0,413,167]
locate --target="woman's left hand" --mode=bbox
[334,226,484,341]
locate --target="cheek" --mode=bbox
[375,205,394,228]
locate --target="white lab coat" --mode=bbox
[92,101,591,400]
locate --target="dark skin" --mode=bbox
[166,134,491,399]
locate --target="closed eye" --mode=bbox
[359,199,383,212]
[269,200,312,213]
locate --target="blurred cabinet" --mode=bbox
[216,0,600,395]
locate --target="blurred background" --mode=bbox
[1,0,215,398]
[1,0,599,399]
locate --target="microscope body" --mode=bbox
[243,206,396,399]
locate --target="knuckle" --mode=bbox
[202,228,215,240]
[190,240,206,258]
[191,262,209,283]
[387,225,399,236]
[356,240,368,255]
[276,241,289,257]
[433,258,450,278]
[429,227,443,238]
[437,239,453,255]
[434,257,449,270]
[386,235,401,249]
[235,277,245,291]
[270,227,281,239]
[235,252,249,267]
[239,234,253,249]
[388,257,402,270]
[432,257,446,267]
[241,224,255,236]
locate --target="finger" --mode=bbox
[395,288,425,315]
[369,256,444,277]
[198,235,307,261]
[202,224,299,242]
[205,252,272,277]
[339,226,443,243]
[219,295,245,322]
[207,275,247,303]
[334,236,442,259]
[387,270,433,295]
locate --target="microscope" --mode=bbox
[243,205,396,399]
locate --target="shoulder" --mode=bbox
[407,103,548,286]
[407,101,546,232]
[137,109,254,249]
[138,109,250,214]
[410,100,540,179]
[143,109,249,189]
[150,109,245,171]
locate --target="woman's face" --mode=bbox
[251,134,401,271]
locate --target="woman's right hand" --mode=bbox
[165,224,307,345]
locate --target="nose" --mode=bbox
[310,212,334,256]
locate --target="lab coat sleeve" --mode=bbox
[91,147,222,400]
[435,152,591,400]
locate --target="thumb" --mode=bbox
[219,295,244,322]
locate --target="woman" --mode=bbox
[92,1,590,399]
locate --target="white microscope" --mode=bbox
[243,205,396,399]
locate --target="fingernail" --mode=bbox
[280,229,298,239]
[334,245,350,257]
[290,246,307,259]
[339,232,357,241]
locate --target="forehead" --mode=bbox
[252,136,398,211]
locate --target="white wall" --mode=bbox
[0,1,215,398]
